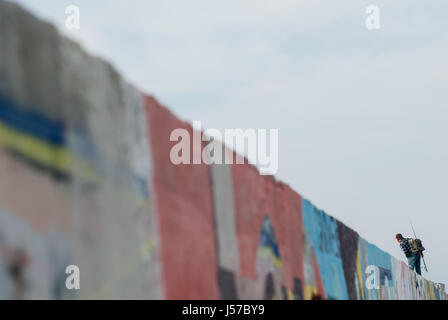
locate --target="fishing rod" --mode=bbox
[409,219,428,273]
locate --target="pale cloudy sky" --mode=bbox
[10,0,448,286]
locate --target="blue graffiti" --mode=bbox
[259,215,280,260]
[302,199,348,300]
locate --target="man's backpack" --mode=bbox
[408,238,425,254]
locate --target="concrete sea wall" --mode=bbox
[0,1,446,300]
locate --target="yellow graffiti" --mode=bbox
[0,120,98,184]
[356,242,365,300]
[287,289,294,300]
[0,121,70,172]
[304,285,318,300]
[257,246,282,269]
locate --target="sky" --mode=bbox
[10,0,448,286]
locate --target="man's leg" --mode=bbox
[415,254,422,275]
[407,255,416,272]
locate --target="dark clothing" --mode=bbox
[399,238,413,258]
[399,238,422,275]
[408,253,422,275]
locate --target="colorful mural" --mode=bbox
[0,0,446,300]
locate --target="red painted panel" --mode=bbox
[144,95,219,299]
[274,182,304,291]
[231,162,276,280]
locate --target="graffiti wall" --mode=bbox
[0,1,446,300]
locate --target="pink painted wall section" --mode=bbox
[231,163,276,280]
[0,150,71,234]
[274,182,304,293]
[145,95,219,299]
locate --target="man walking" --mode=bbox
[396,233,423,275]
